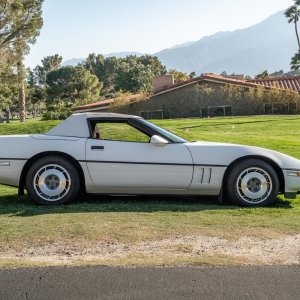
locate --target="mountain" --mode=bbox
[62,11,296,75]
[62,52,145,66]
[104,51,145,58]
[154,11,297,75]
[62,58,85,66]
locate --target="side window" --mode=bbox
[93,122,150,143]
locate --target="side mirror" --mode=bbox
[150,135,169,146]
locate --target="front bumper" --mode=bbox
[283,169,300,199]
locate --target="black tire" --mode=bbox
[225,159,279,207]
[25,156,80,205]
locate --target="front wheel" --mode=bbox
[225,159,279,207]
[26,156,80,205]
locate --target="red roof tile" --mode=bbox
[247,76,300,94]
[74,94,144,111]
[75,98,115,110]
[153,73,283,95]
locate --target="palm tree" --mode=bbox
[285,3,300,52]
[285,1,300,70]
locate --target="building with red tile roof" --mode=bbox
[153,73,284,97]
[74,73,300,118]
[75,98,115,113]
[247,76,300,95]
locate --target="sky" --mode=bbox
[25,0,294,68]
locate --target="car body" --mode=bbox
[0,112,300,206]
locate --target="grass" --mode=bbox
[0,115,300,268]
[1,115,300,157]
[0,255,250,269]
[155,115,300,159]
[0,118,59,135]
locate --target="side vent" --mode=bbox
[198,167,212,184]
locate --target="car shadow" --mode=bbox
[0,190,294,217]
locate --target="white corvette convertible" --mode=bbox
[0,112,300,207]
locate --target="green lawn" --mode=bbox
[0,118,59,135]
[0,115,300,268]
[1,115,300,157]
[154,115,300,159]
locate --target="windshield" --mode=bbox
[139,119,188,143]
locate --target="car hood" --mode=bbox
[185,141,300,170]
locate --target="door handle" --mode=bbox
[91,146,104,150]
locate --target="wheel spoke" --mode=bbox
[236,167,273,204]
[33,164,71,202]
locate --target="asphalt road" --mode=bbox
[0,265,299,300]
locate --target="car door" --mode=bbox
[85,120,193,190]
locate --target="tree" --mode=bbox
[255,70,269,79]
[269,70,285,77]
[0,1,22,58]
[101,56,121,95]
[189,72,197,79]
[285,1,300,70]
[25,54,63,116]
[115,60,153,93]
[0,63,18,112]
[84,53,105,79]
[0,1,43,122]
[285,69,300,76]
[83,53,122,96]
[115,55,166,93]
[36,54,63,85]
[83,54,167,96]
[168,69,190,82]
[26,67,45,116]
[8,0,43,122]
[46,66,102,111]
[27,67,37,86]
[290,52,300,70]
[138,55,166,75]
[285,1,300,50]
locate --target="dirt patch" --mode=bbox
[1,234,299,266]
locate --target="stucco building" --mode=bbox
[75,74,300,118]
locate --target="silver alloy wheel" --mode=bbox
[33,164,71,201]
[236,167,273,204]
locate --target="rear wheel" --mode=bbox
[26,156,80,205]
[225,159,279,207]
